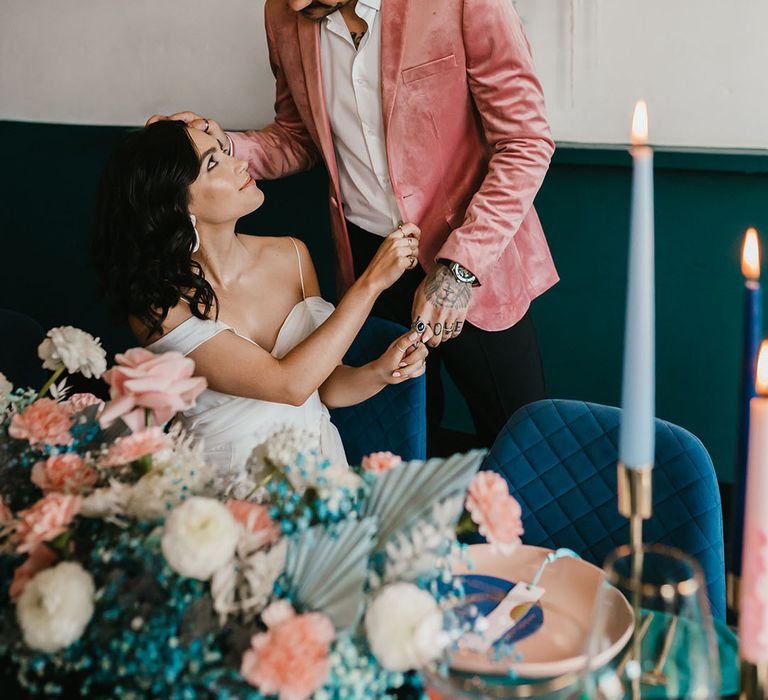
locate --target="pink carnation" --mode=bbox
[9,544,57,601]
[241,602,334,700]
[100,348,206,431]
[227,500,281,547]
[0,496,12,523]
[466,472,524,556]
[63,392,105,415]
[14,493,81,554]
[8,398,72,446]
[101,427,173,467]
[361,451,402,473]
[31,453,98,494]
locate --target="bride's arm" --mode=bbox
[184,234,416,406]
[318,334,427,409]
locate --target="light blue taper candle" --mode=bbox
[619,100,656,469]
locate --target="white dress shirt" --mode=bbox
[320,0,401,236]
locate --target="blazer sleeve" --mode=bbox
[436,0,555,283]
[226,2,320,180]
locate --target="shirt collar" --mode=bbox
[325,0,380,27]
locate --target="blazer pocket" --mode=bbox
[402,54,457,85]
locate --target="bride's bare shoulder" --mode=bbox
[238,234,306,265]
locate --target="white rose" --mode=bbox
[17,561,95,653]
[0,372,13,412]
[38,326,107,379]
[365,582,443,671]
[162,497,239,580]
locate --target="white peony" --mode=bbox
[365,582,443,671]
[162,497,240,580]
[38,326,107,379]
[0,372,13,412]
[17,561,95,653]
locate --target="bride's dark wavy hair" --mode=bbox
[92,120,218,339]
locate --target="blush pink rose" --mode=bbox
[227,500,281,547]
[9,544,57,601]
[241,602,334,700]
[14,493,81,554]
[100,427,173,467]
[31,453,99,494]
[100,348,207,431]
[8,398,72,446]
[466,472,524,556]
[63,392,105,415]
[361,451,403,473]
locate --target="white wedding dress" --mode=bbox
[147,238,348,485]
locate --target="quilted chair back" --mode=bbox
[330,317,427,466]
[484,399,726,620]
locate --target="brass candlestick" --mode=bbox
[617,462,653,699]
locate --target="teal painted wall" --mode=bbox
[2,121,766,481]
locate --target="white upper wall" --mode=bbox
[1,0,766,149]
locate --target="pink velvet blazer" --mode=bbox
[229,0,559,331]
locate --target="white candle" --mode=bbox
[619,100,656,469]
[739,340,768,663]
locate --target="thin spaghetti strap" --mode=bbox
[289,237,306,300]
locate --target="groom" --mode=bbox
[155,0,558,449]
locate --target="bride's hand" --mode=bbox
[370,329,428,385]
[361,223,421,293]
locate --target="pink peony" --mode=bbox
[31,453,98,494]
[240,602,334,700]
[9,544,57,601]
[100,348,206,431]
[63,393,105,415]
[465,472,524,556]
[361,451,403,473]
[8,398,72,446]
[227,500,281,546]
[100,427,173,467]
[0,496,12,523]
[14,493,81,554]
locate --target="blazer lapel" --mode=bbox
[297,14,339,183]
[380,0,410,137]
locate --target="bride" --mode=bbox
[92,119,426,481]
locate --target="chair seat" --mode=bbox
[483,400,726,620]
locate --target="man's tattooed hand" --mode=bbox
[425,265,471,310]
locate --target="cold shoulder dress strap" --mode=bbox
[146,315,233,357]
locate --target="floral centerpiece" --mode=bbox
[0,326,524,699]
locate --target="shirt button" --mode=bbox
[356,78,366,86]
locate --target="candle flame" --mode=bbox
[631,100,649,146]
[742,227,761,281]
[757,341,768,395]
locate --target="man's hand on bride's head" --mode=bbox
[145,112,229,150]
[370,330,428,386]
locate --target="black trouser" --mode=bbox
[347,221,547,452]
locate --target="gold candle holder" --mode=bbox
[617,462,653,700]
[740,659,768,700]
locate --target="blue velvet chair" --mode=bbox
[482,399,726,620]
[330,317,427,465]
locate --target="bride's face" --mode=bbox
[187,128,264,226]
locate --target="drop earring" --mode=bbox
[190,214,200,253]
